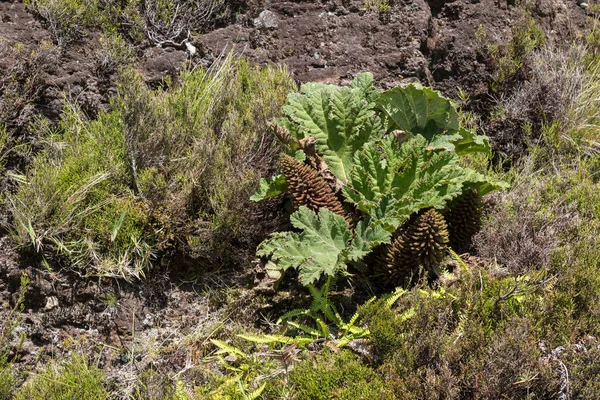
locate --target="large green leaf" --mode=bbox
[377,84,491,155]
[257,207,352,285]
[377,84,459,137]
[280,73,385,183]
[343,135,479,232]
[346,219,392,263]
[257,78,509,288]
[250,175,287,201]
[429,127,491,156]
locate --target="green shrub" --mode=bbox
[0,357,17,400]
[254,74,506,286]
[93,33,135,77]
[24,0,98,46]
[287,349,395,400]
[485,13,546,91]
[15,354,109,400]
[7,56,295,278]
[0,40,60,131]
[25,0,235,48]
[357,266,561,399]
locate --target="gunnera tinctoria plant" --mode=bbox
[252,73,508,287]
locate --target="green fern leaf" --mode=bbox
[382,287,408,309]
[287,321,324,337]
[277,308,310,324]
[246,383,267,400]
[210,340,247,358]
[237,334,313,346]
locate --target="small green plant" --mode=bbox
[365,0,391,14]
[24,0,97,46]
[93,32,135,77]
[0,358,17,400]
[207,335,307,399]
[254,73,507,286]
[15,353,109,399]
[483,14,546,91]
[278,280,407,347]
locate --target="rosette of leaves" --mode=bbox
[253,74,508,286]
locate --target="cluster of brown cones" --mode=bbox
[279,154,352,224]
[374,191,483,287]
[279,153,483,288]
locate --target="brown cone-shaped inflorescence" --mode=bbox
[376,209,449,287]
[280,154,350,223]
[444,189,483,253]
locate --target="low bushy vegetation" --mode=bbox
[477,12,546,93]
[7,56,295,278]
[287,350,393,399]
[3,9,600,399]
[0,39,59,136]
[24,0,239,48]
[23,0,96,47]
[15,354,109,399]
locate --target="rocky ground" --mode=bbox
[0,0,594,392]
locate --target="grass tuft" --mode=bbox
[7,55,295,278]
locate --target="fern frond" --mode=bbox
[314,317,331,338]
[287,321,323,337]
[277,308,310,325]
[210,340,246,358]
[245,382,267,400]
[382,287,408,309]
